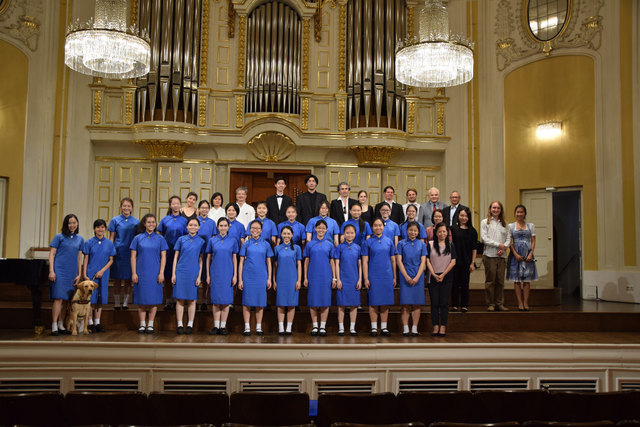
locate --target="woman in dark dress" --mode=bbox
[358,190,375,225]
[450,207,477,312]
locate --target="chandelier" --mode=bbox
[395,0,474,88]
[64,0,150,79]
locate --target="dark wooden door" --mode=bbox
[229,169,311,208]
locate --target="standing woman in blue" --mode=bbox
[378,204,400,247]
[396,221,428,336]
[273,226,302,335]
[238,220,273,336]
[130,214,168,334]
[247,202,278,245]
[196,199,217,311]
[206,218,238,335]
[306,201,340,247]
[362,217,397,336]
[158,195,188,310]
[426,222,457,337]
[400,205,428,242]
[303,220,336,337]
[225,202,246,247]
[333,224,362,336]
[108,197,139,310]
[171,218,205,335]
[49,214,84,336]
[82,219,116,333]
[340,203,372,246]
[277,205,306,247]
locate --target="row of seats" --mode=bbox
[0,390,639,427]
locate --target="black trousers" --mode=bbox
[428,273,453,326]
[451,264,471,308]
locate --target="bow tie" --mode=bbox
[276,195,283,198]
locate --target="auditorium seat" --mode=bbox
[147,392,229,426]
[330,423,426,427]
[395,392,476,425]
[223,424,313,427]
[473,390,551,422]
[548,392,637,422]
[229,392,310,426]
[64,391,149,426]
[317,393,397,427]
[521,421,614,426]
[430,423,520,427]
[6,392,66,427]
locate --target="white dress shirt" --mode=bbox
[236,202,256,228]
[481,217,511,258]
[449,204,459,226]
[208,206,226,225]
[338,197,349,222]
[402,202,421,220]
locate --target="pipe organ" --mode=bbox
[245,1,302,114]
[346,0,407,130]
[135,0,202,123]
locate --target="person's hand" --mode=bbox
[436,274,444,283]
[356,281,362,290]
[497,249,504,256]
[207,275,211,285]
[83,275,90,281]
[469,263,475,272]
[526,253,533,262]
[295,280,301,290]
[132,273,138,284]
[336,279,343,290]
[238,280,244,291]
[48,272,56,282]
[498,244,507,251]
[266,279,272,290]
[232,275,237,286]
[393,277,397,287]
[364,279,371,289]
[195,278,201,287]
[171,274,177,285]
[157,274,164,284]
[95,271,103,279]
[73,275,81,285]
[303,278,309,288]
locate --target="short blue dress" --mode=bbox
[172,234,206,300]
[197,216,218,241]
[49,233,84,300]
[246,217,278,242]
[340,219,372,246]
[158,214,188,280]
[83,236,116,304]
[361,235,397,306]
[397,238,428,305]
[303,237,334,307]
[274,242,302,307]
[332,241,361,307]
[108,214,139,280]
[206,234,239,305]
[277,220,307,246]
[507,222,539,282]
[382,218,400,244]
[239,237,274,307]
[227,219,246,247]
[306,215,340,242]
[130,232,169,305]
[399,222,428,241]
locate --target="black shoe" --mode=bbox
[350,330,358,336]
[177,326,184,335]
[95,324,105,333]
[285,331,292,336]
[200,303,208,311]
[438,332,447,337]
[337,330,345,336]
[278,331,285,336]
[88,325,96,333]
[461,307,468,313]
[219,328,228,335]
[50,330,59,336]
[243,329,251,336]
[403,331,411,337]
[146,326,154,334]
[122,304,129,310]
[412,331,420,337]
[164,303,172,311]
[310,327,319,336]
[256,330,264,336]
[114,305,121,311]
[209,327,219,335]
[319,328,327,336]
[185,326,193,335]
[381,328,391,337]
[59,329,71,335]
[450,307,458,312]
[431,331,439,336]
[370,329,378,337]
[138,326,146,334]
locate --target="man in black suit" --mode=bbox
[374,186,404,224]
[442,191,471,227]
[330,181,358,227]
[296,174,327,225]
[266,176,292,225]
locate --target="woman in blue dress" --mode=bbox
[303,220,336,337]
[206,218,238,335]
[238,220,273,336]
[378,204,400,247]
[273,226,302,335]
[159,195,188,310]
[362,217,397,337]
[396,221,428,336]
[400,204,428,242]
[196,199,217,311]
[340,203,372,246]
[507,204,538,311]
[130,214,168,334]
[277,205,306,247]
[48,214,84,336]
[306,201,340,247]
[82,219,116,333]
[108,197,139,310]
[246,202,278,245]
[171,218,206,335]
[333,224,362,336]
[225,202,246,247]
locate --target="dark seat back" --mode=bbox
[396,392,475,425]
[229,392,309,426]
[8,392,66,427]
[549,392,635,422]
[148,392,229,426]
[474,390,551,422]
[317,393,397,427]
[64,391,148,426]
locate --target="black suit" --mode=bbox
[442,204,470,228]
[266,194,292,225]
[296,191,328,225]
[330,198,358,227]
[374,201,404,225]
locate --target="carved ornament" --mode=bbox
[349,146,406,167]
[247,131,296,162]
[135,140,193,161]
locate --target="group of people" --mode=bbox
[48,175,538,338]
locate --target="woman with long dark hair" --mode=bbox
[507,204,538,311]
[426,222,456,337]
[450,207,477,313]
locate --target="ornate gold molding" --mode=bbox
[338,3,346,92]
[313,2,322,43]
[407,6,415,39]
[198,88,209,127]
[406,100,416,134]
[135,140,193,161]
[247,131,296,162]
[93,89,103,125]
[228,0,236,38]
[349,146,406,167]
[302,18,310,91]
[301,97,309,130]
[337,98,346,131]
[237,14,246,87]
[200,0,210,86]
[435,88,448,136]
[131,0,138,27]
[235,95,244,128]
[124,91,134,125]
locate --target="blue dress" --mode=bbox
[274,243,302,307]
[507,223,539,282]
[399,222,428,241]
[332,241,361,307]
[306,215,340,242]
[108,214,139,280]
[197,216,218,241]
[361,235,397,306]
[239,237,274,307]
[246,217,278,242]
[340,219,372,246]
[277,220,306,246]
[130,232,169,305]
[83,236,116,305]
[172,234,206,300]
[382,218,400,244]
[206,234,239,305]
[227,219,246,246]
[49,233,84,299]
[397,238,428,305]
[303,237,334,307]
[158,214,188,280]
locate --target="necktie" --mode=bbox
[433,204,436,212]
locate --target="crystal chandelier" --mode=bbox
[395,0,474,88]
[64,0,150,79]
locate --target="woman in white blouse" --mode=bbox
[208,192,226,224]
[480,201,511,312]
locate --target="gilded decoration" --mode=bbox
[495,0,603,71]
[198,89,208,127]
[302,18,310,90]
[228,0,236,38]
[247,131,296,162]
[131,0,138,27]
[435,88,448,136]
[349,146,406,167]
[337,98,346,132]
[235,94,244,128]
[407,5,414,39]
[301,97,309,130]
[406,100,416,134]
[338,3,346,92]
[200,0,210,85]
[135,140,193,161]
[0,0,42,52]
[93,89,104,125]
[124,90,134,125]
[237,14,246,87]
[313,2,322,43]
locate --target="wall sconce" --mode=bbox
[536,121,562,139]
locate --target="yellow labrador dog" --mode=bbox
[67,280,98,335]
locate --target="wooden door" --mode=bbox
[522,189,554,288]
[229,169,311,208]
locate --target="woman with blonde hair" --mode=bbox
[480,201,510,312]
